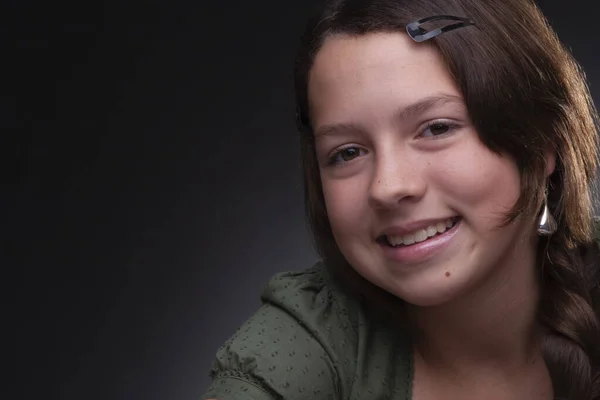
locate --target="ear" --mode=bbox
[544,146,556,178]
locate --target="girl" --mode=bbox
[203,0,600,398]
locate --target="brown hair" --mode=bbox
[294,0,600,398]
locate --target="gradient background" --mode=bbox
[14,1,599,399]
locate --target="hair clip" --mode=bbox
[406,15,475,43]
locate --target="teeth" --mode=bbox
[414,229,427,242]
[436,222,446,233]
[387,218,456,247]
[426,225,438,237]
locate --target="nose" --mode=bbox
[368,150,427,210]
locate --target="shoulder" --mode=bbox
[261,262,359,342]
[203,262,360,400]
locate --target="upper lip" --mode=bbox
[378,217,458,237]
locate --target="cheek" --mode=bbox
[321,176,369,232]
[436,141,521,221]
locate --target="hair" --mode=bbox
[293,0,600,398]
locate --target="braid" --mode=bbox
[538,230,600,399]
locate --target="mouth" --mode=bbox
[377,217,461,248]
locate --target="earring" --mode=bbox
[537,194,557,236]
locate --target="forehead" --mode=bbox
[307,32,461,124]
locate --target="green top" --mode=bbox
[203,219,600,400]
[202,262,413,400]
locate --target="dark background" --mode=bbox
[14,1,599,399]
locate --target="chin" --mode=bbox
[400,291,457,308]
[381,274,470,308]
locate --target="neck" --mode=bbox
[409,229,546,381]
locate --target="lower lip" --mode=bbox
[379,219,461,265]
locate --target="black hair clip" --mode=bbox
[406,15,475,42]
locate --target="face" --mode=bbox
[308,32,543,307]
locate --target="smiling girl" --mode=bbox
[203,0,600,399]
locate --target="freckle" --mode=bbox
[445,271,451,277]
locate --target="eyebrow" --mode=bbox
[394,93,463,121]
[314,93,464,138]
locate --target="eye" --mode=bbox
[420,121,458,138]
[327,146,366,165]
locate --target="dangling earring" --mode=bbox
[537,190,557,236]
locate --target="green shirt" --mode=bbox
[202,262,414,400]
[203,219,600,400]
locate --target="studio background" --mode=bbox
[14,1,599,399]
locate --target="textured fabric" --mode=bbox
[202,263,413,400]
[203,219,600,400]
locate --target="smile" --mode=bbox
[376,217,461,265]
[383,217,459,247]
